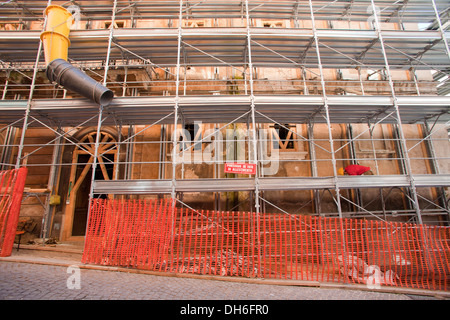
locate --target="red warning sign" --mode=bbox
[224,163,257,175]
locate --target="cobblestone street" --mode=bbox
[0,260,425,301]
[1,247,448,319]
[1,243,448,315]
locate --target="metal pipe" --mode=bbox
[15,25,45,169]
[369,0,423,224]
[46,59,114,106]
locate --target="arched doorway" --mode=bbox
[61,128,118,241]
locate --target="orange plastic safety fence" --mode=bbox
[83,198,450,291]
[0,167,28,257]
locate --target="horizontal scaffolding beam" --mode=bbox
[93,174,450,194]
[0,95,448,126]
[0,28,449,69]
[0,1,447,24]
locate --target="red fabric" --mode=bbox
[344,165,371,176]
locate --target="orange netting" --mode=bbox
[0,167,28,257]
[82,198,450,291]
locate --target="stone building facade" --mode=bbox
[0,1,449,243]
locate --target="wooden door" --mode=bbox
[61,130,117,241]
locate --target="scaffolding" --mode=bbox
[0,0,449,242]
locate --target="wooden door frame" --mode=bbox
[61,130,117,241]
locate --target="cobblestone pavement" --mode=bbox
[3,261,446,320]
[1,245,447,310]
[0,260,421,301]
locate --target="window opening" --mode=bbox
[272,124,295,150]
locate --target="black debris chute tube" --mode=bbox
[46,58,114,106]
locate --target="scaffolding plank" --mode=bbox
[1,95,448,126]
[0,28,448,69]
[92,174,450,194]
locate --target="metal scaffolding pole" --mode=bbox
[308,0,343,218]
[14,15,47,169]
[172,0,183,202]
[307,121,321,214]
[431,0,450,61]
[308,0,349,284]
[369,0,423,224]
[245,0,262,275]
[40,127,63,242]
[423,121,450,222]
[244,0,260,215]
[86,0,117,236]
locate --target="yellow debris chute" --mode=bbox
[40,5,114,106]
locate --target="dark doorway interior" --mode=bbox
[71,153,114,236]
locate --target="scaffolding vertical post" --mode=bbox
[431,0,450,61]
[308,121,320,215]
[85,105,104,226]
[307,0,343,218]
[244,0,262,276]
[158,124,165,180]
[369,0,423,224]
[369,121,387,220]
[0,126,15,171]
[14,0,53,166]
[40,126,63,243]
[166,0,185,265]
[357,67,365,95]
[114,123,122,180]
[347,124,363,211]
[86,0,117,237]
[430,0,450,223]
[1,71,10,100]
[409,67,421,96]
[15,32,46,169]
[244,0,260,215]
[122,61,129,97]
[172,0,183,202]
[423,121,449,221]
[308,0,349,283]
[124,125,134,180]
